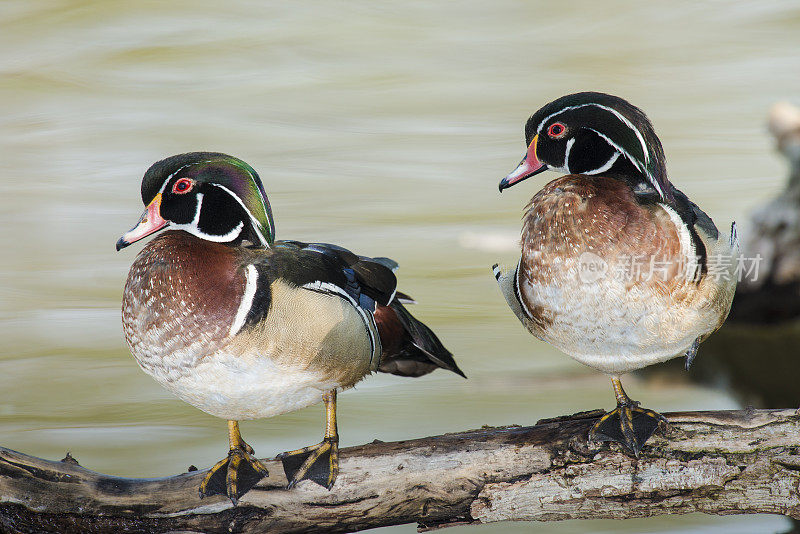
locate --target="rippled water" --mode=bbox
[1,1,798,532]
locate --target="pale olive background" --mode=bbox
[1,2,798,533]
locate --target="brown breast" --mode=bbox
[121,231,245,378]
[520,175,685,306]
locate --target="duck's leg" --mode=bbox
[279,389,339,490]
[199,420,269,505]
[589,376,667,457]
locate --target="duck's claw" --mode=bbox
[589,403,667,456]
[199,448,268,505]
[279,437,339,490]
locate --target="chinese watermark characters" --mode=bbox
[577,252,761,284]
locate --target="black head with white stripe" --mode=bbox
[499,92,672,202]
[116,152,276,251]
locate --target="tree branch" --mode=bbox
[2,409,799,533]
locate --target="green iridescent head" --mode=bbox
[117,152,276,250]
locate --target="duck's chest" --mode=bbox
[121,232,246,381]
[516,176,700,364]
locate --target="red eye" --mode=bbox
[547,122,567,138]
[172,178,193,194]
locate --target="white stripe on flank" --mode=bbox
[230,264,258,337]
[301,281,380,364]
[302,280,352,301]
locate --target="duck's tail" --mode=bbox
[374,298,465,379]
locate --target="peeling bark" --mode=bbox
[1,409,799,533]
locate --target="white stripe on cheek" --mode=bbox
[564,137,575,173]
[589,103,649,164]
[585,127,665,199]
[537,103,650,165]
[191,193,203,225]
[170,191,245,243]
[211,183,269,247]
[583,151,620,175]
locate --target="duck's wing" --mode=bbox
[272,240,464,379]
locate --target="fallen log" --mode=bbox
[1,408,799,533]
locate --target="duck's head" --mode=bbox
[499,92,672,202]
[116,152,275,251]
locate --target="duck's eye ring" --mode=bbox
[547,122,567,139]
[172,178,194,194]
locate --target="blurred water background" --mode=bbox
[1,1,799,532]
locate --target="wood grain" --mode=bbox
[1,409,799,533]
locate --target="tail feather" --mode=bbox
[375,301,465,379]
[394,290,417,305]
[371,256,399,273]
[730,221,739,248]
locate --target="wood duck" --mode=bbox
[117,152,464,504]
[494,92,738,455]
